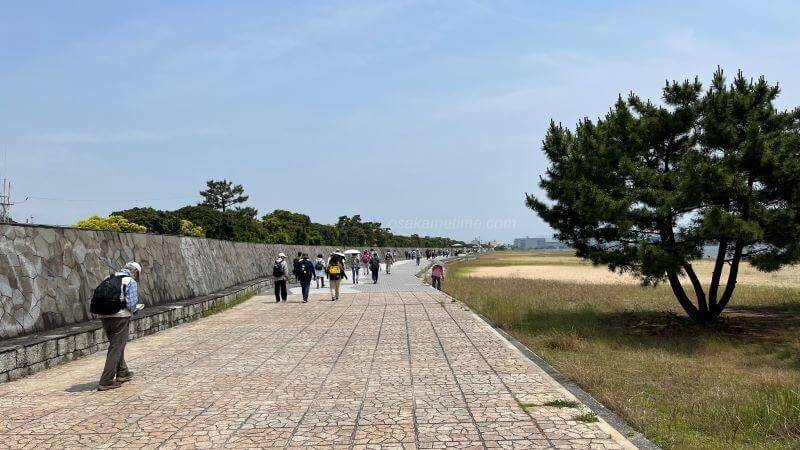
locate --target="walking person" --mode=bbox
[361,250,371,282]
[431,260,445,290]
[296,253,315,303]
[327,250,347,301]
[314,254,326,289]
[369,251,381,284]
[385,250,394,274]
[350,253,360,284]
[415,249,421,266]
[273,252,289,302]
[92,262,144,391]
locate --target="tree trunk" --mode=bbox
[712,242,744,317]
[665,269,706,322]
[708,238,729,310]
[681,262,708,314]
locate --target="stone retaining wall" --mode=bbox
[0,223,448,340]
[0,277,270,383]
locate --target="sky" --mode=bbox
[2,0,799,243]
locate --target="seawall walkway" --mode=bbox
[0,258,635,448]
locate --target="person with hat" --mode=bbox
[273,252,289,303]
[95,261,143,391]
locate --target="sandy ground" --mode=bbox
[469,259,800,288]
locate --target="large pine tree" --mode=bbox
[528,69,800,323]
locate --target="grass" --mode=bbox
[518,399,581,409]
[575,411,600,423]
[202,291,256,317]
[443,251,800,450]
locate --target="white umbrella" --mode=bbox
[343,249,360,255]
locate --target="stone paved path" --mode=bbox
[0,259,635,449]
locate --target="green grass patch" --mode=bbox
[575,412,599,423]
[445,252,800,450]
[543,399,581,408]
[518,399,581,409]
[202,291,256,317]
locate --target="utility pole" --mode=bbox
[0,178,14,223]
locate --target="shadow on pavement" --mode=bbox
[65,382,97,393]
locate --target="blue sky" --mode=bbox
[2,1,799,242]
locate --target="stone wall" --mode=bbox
[0,223,448,340]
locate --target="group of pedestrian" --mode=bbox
[91,247,449,391]
[271,249,355,302]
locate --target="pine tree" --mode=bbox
[199,179,249,212]
[528,69,800,323]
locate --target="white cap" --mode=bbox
[125,261,142,273]
[278,252,286,258]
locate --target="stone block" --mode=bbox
[75,332,89,350]
[25,344,44,366]
[93,329,106,345]
[28,362,46,373]
[57,336,76,355]
[0,371,8,383]
[0,349,16,373]
[39,228,56,244]
[44,339,58,359]
[9,367,28,381]
[0,273,11,298]
[45,356,62,369]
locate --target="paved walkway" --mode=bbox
[0,259,634,449]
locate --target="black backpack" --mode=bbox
[90,275,126,315]
[273,261,285,277]
[370,258,380,270]
[298,260,312,281]
[292,259,301,277]
[315,261,324,271]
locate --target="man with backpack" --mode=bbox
[327,250,347,301]
[295,253,315,303]
[369,251,381,284]
[314,254,326,289]
[273,252,289,303]
[92,261,143,391]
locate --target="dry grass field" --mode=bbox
[468,253,800,288]
[442,251,800,449]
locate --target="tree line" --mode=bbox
[76,179,462,248]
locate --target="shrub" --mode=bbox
[74,215,147,233]
[180,219,205,238]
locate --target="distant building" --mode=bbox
[513,236,569,250]
[513,237,546,249]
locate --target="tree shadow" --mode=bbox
[519,302,800,358]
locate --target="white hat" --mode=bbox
[278,252,286,258]
[125,261,142,273]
